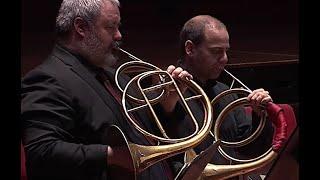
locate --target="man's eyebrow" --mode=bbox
[106,21,121,27]
[209,47,228,50]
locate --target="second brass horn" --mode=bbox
[109,45,216,179]
[184,69,287,180]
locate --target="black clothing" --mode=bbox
[171,62,273,165]
[21,44,174,180]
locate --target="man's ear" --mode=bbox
[73,17,89,37]
[185,40,194,56]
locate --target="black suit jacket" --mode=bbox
[21,45,173,180]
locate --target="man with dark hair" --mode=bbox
[175,15,274,179]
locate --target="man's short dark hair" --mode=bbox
[179,15,226,61]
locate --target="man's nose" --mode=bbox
[219,51,228,64]
[114,29,122,41]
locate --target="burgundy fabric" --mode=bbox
[277,104,297,138]
[245,103,297,152]
[21,142,27,180]
[265,103,287,152]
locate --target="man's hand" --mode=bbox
[247,88,273,114]
[166,65,193,93]
[160,65,193,114]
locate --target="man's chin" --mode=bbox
[103,53,118,68]
[209,74,219,80]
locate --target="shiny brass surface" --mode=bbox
[201,151,277,180]
[198,71,278,179]
[112,44,279,180]
[112,46,214,179]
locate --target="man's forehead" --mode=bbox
[203,27,229,48]
[99,0,120,20]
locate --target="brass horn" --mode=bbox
[183,69,288,180]
[108,44,217,179]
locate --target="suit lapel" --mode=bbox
[51,45,151,145]
[52,45,123,120]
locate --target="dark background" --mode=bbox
[20,1,299,178]
[21,0,299,104]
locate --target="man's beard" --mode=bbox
[81,31,118,68]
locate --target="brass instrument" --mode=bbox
[108,43,287,180]
[183,69,288,179]
[108,45,217,179]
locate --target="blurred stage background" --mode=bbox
[21,0,298,104]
